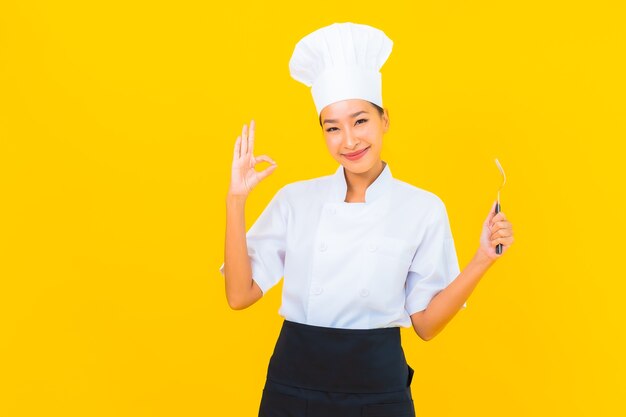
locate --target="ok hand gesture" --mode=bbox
[228,120,278,197]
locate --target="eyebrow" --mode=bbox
[322,110,369,125]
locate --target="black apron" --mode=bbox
[258,319,416,417]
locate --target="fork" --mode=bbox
[494,158,506,255]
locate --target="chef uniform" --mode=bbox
[219,22,467,417]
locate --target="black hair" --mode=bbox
[318,101,385,128]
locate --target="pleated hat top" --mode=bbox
[288,22,393,116]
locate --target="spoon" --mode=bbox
[494,158,506,254]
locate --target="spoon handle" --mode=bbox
[495,201,502,254]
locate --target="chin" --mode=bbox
[343,158,378,173]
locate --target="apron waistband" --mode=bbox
[266,320,413,393]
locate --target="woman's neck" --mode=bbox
[343,160,386,203]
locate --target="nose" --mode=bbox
[343,127,360,148]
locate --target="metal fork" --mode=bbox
[494,158,506,254]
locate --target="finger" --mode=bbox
[234,135,241,160]
[493,220,513,233]
[494,224,513,236]
[241,123,248,155]
[491,237,504,247]
[493,212,507,222]
[490,213,509,229]
[492,235,514,247]
[491,228,511,240]
[485,201,497,224]
[255,163,278,182]
[248,119,255,155]
[489,220,505,232]
[492,236,514,247]
[254,154,277,166]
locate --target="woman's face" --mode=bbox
[320,99,389,173]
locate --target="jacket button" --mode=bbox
[360,288,370,297]
[311,286,323,295]
[368,243,377,252]
[319,242,327,251]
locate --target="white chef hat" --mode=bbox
[289,22,393,116]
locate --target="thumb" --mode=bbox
[485,200,497,225]
[256,163,278,182]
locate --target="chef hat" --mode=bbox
[289,22,393,116]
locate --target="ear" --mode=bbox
[382,108,390,132]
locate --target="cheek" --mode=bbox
[325,136,342,149]
[363,126,382,144]
[362,124,380,137]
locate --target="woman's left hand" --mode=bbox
[478,200,514,260]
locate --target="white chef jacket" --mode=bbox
[219,161,466,329]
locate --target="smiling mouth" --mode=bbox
[343,146,370,157]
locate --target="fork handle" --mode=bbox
[495,201,502,254]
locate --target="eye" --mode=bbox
[326,127,338,132]
[355,118,368,125]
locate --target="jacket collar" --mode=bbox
[329,161,393,203]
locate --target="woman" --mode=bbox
[220,23,514,417]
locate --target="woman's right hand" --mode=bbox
[228,119,277,197]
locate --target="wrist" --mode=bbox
[226,193,248,203]
[473,249,497,267]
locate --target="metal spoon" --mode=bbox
[494,158,506,254]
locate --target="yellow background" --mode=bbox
[1,1,624,416]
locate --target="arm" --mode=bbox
[223,193,263,310]
[222,119,277,310]
[410,251,494,341]
[411,202,514,341]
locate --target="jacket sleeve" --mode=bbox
[405,199,466,315]
[219,187,289,295]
